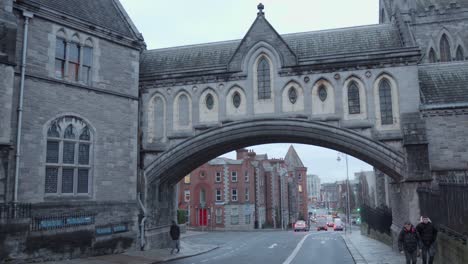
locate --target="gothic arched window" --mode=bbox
[178,94,190,126]
[348,81,360,114]
[153,97,165,141]
[45,116,92,195]
[379,79,393,125]
[428,48,436,63]
[456,46,464,61]
[257,57,271,99]
[440,34,451,62]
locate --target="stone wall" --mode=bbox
[0,201,138,262]
[434,232,468,264]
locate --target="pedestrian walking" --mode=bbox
[416,215,438,264]
[170,220,180,254]
[398,221,421,264]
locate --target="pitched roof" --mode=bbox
[419,62,468,106]
[415,0,468,11]
[27,0,136,38]
[140,24,404,77]
[284,145,305,168]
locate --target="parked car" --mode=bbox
[294,220,309,232]
[333,218,344,231]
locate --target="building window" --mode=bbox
[184,190,190,202]
[298,173,302,181]
[216,189,222,202]
[348,81,360,114]
[82,45,93,84]
[205,93,214,110]
[216,208,222,224]
[68,42,80,82]
[244,171,249,182]
[178,94,190,126]
[257,57,271,99]
[55,38,66,79]
[200,189,206,205]
[215,172,222,182]
[298,185,302,193]
[199,171,206,179]
[440,34,451,62]
[379,78,393,125]
[184,174,191,184]
[45,116,92,196]
[231,189,238,201]
[288,86,297,104]
[318,85,327,102]
[233,92,241,108]
[245,214,251,224]
[428,48,436,63]
[231,207,239,225]
[456,46,464,61]
[231,171,237,182]
[245,188,249,201]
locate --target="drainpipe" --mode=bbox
[137,171,148,250]
[14,11,33,203]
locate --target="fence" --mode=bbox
[0,203,31,219]
[361,204,392,235]
[31,212,95,231]
[418,184,468,241]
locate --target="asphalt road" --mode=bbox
[168,229,354,264]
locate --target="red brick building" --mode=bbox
[177,146,308,230]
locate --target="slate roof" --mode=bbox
[140,24,403,77]
[27,0,135,38]
[415,0,468,11]
[419,62,468,105]
[284,145,305,168]
[208,157,242,165]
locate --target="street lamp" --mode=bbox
[337,152,352,234]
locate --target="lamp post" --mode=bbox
[337,152,352,234]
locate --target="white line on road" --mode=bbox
[269,243,278,249]
[282,233,313,264]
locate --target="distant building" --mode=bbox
[307,174,321,203]
[321,183,338,209]
[177,146,307,230]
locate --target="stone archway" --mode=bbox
[145,118,406,185]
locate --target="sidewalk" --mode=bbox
[342,230,405,264]
[43,231,218,264]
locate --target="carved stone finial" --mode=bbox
[257,3,264,16]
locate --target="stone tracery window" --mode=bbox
[205,93,214,110]
[178,94,190,126]
[232,92,241,108]
[288,86,297,104]
[257,57,271,99]
[440,34,451,62]
[348,81,360,114]
[378,79,393,125]
[45,116,92,195]
[55,37,66,79]
[318,85,327,102]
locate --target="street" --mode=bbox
[168,230,354,264]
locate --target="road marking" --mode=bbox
[282,233,312,264]
[269,243,278,249]
[321,241,326,244]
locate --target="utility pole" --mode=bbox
[337,153,352,234]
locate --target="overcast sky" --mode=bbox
[120,0,378,182]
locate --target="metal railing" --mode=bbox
[418,185,468,238]
[31,212,95,231]
[0,203,31,219]
[361,204,392,235]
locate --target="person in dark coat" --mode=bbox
[398,221,421,264]
[169,220,181,254]
[416,216,438,264]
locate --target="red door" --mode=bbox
[199,208,208,226]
